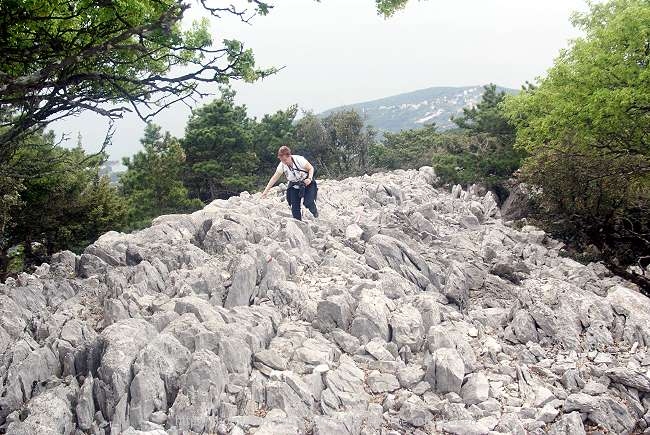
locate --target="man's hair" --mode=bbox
[277,145,291,157]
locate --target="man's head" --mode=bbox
[277,145,292,165]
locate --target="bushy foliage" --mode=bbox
[1,131,127,277]
[503,0,650,285]
[295,110,375,178]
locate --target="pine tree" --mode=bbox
[121,123,203,230]
[182,89,258,201]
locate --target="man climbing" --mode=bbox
[261,145,319,221]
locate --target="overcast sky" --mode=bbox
[51,0,588,163]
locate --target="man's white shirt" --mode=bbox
[277,155,310,182]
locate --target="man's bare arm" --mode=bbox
[261,170,283,197]
[304,161,315,184]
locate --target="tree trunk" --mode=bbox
[22,235,37,272]
[0,246,9,282]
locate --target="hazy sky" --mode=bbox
[51,0,588,163]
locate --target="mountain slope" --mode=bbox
[321,85,518,132]
[0,168,648,434]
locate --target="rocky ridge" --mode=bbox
[1,168,650,435]
[320,85,517,132]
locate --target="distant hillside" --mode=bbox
[320,85,518,132]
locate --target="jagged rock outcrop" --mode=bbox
[1,167,649,434]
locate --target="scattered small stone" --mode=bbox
[461,373,490,405]
[366,340,395,362]
[367,371,400,393]
[594,353,614,364]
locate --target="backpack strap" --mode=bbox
[291,157,309,174]
[288,157,309,180]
